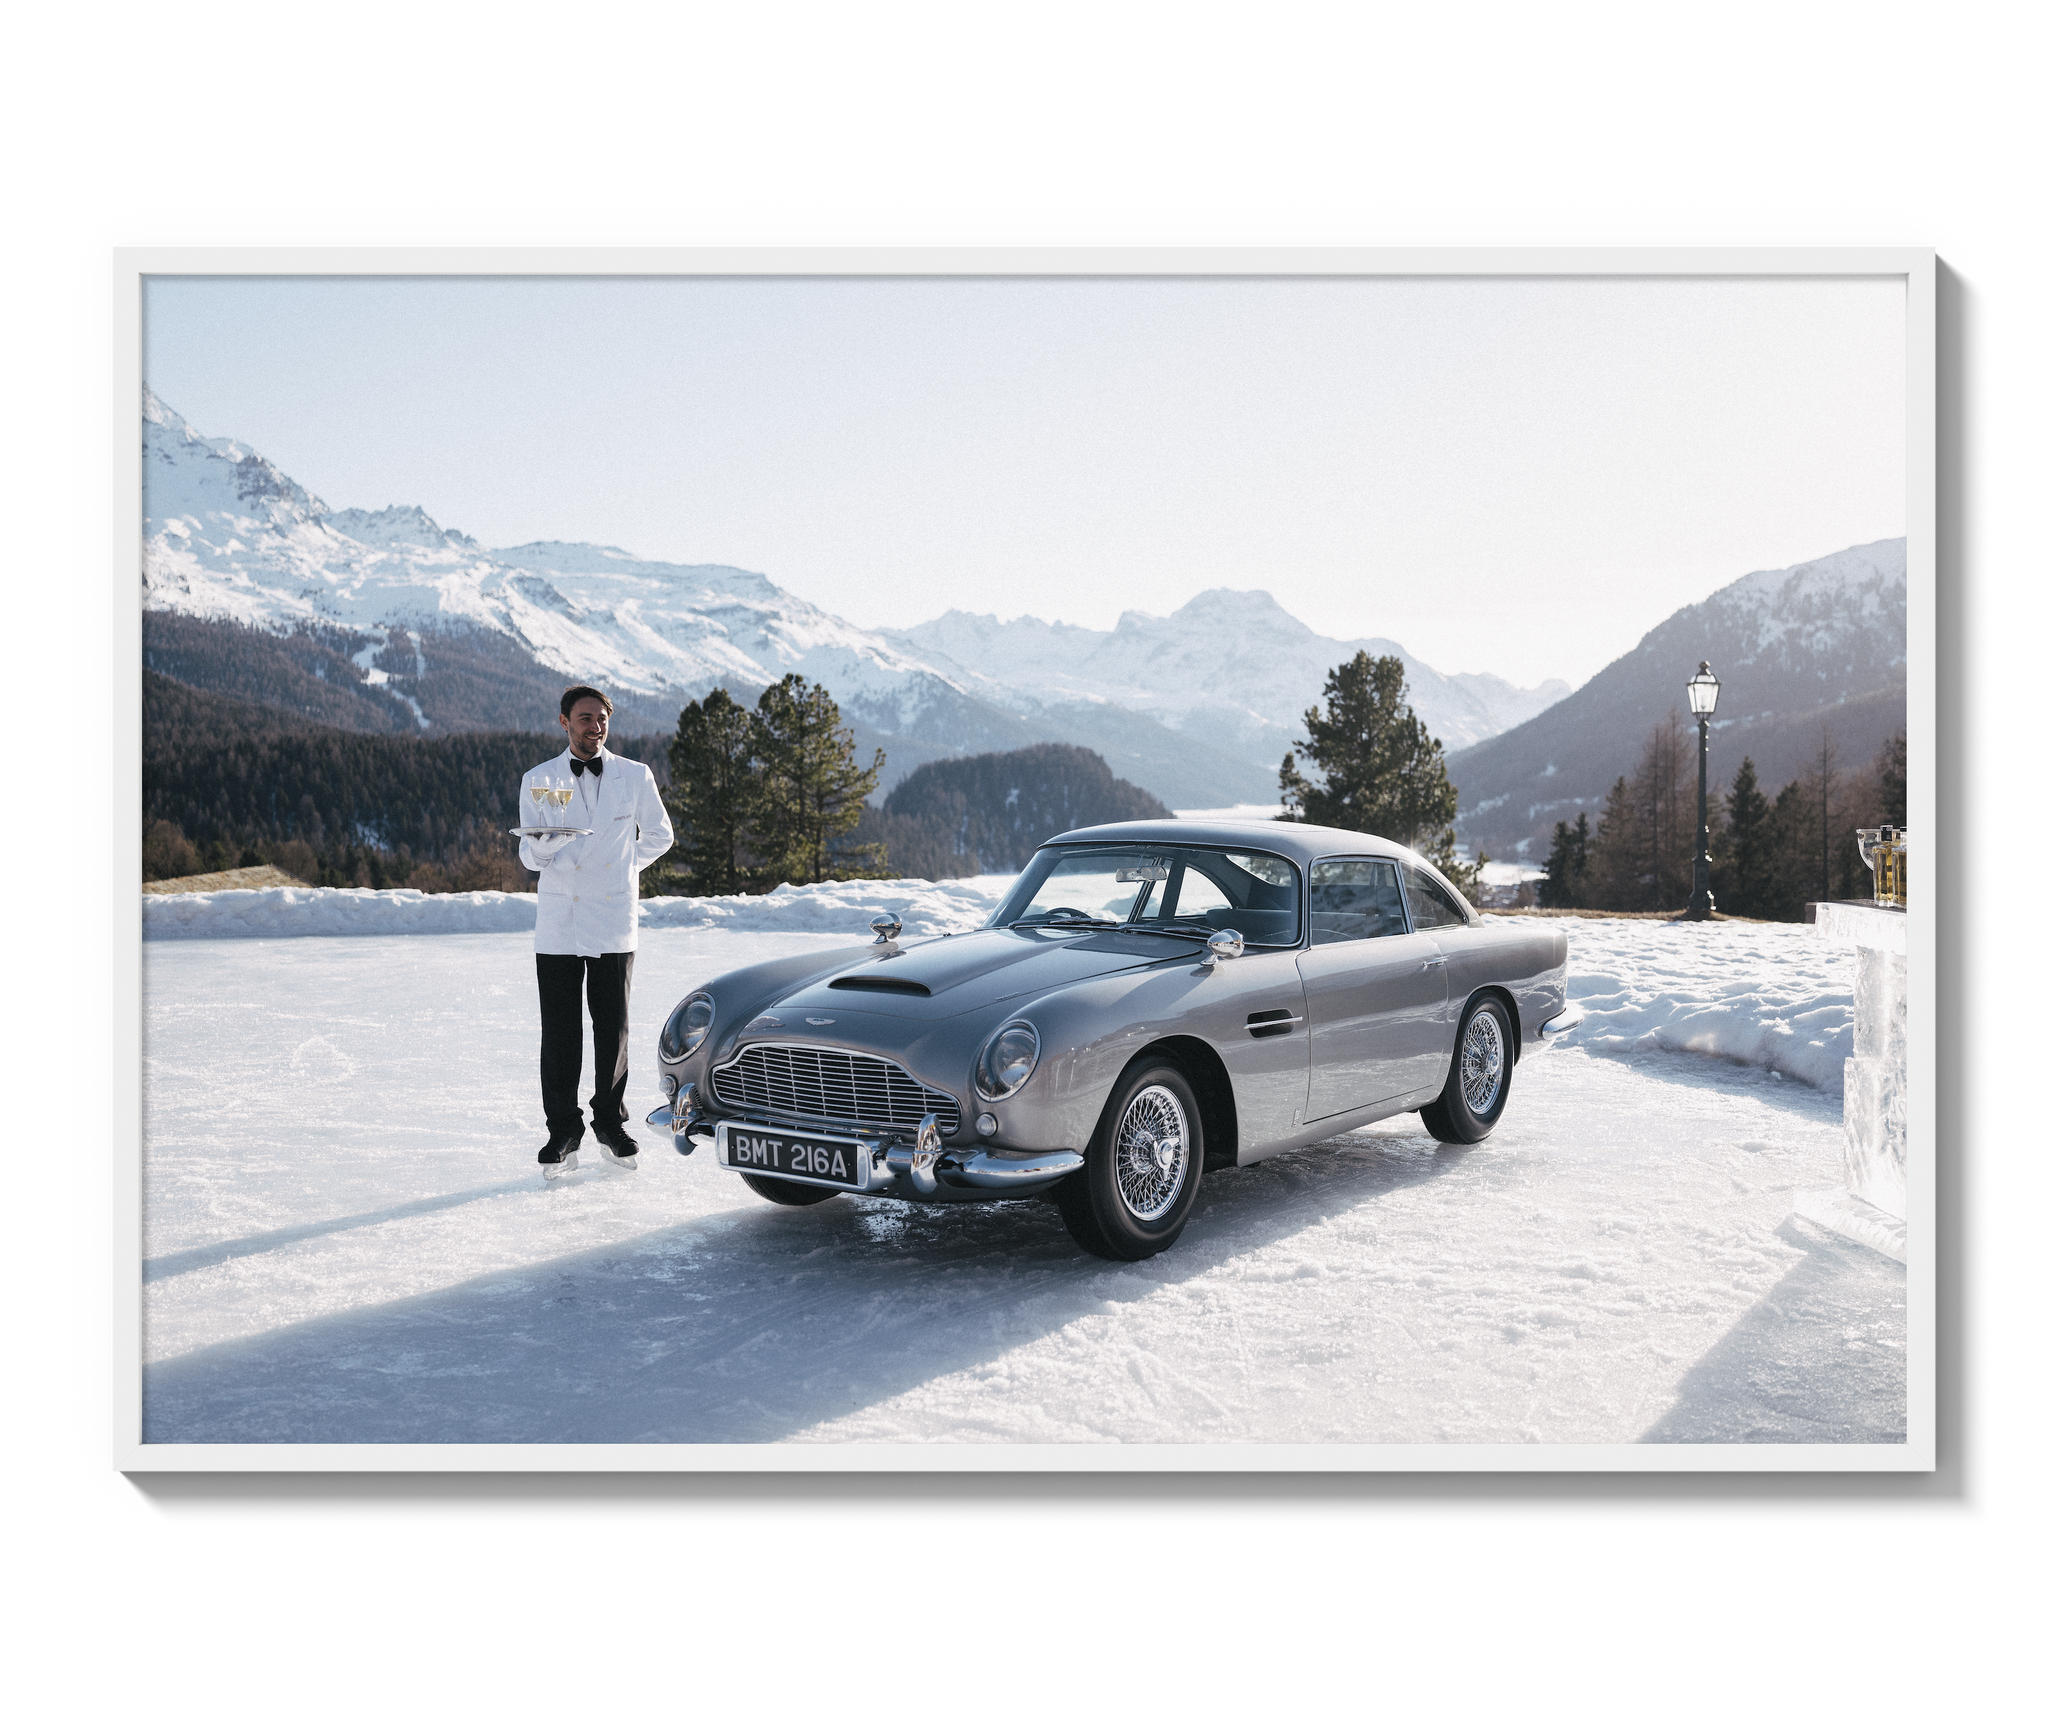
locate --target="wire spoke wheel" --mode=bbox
[1459,1008,1506,1114]
[1113,1084,1189,1220]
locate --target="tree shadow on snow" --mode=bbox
[1639,1219,1907,1444]
[144,1180,539,1283]
[141,1123,1472,1446]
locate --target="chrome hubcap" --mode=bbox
[1114,1086,1188,1220]
[1460,1010,1505,1113]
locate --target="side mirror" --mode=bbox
[871,912,904,945]
[1200,928,1245,969]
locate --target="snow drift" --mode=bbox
[141,875,1016,943]
[1538,915,1854,1094]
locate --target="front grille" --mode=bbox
[710,1043,962,1137]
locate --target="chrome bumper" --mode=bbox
[1538,1002,1586,1042]
[651,1093,1085,1199]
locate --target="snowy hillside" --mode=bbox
[1449,539,1908,857]
[891,589,1570,766]
[142,391,1560,801]
[144,389,981,735]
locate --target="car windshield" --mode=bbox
[994,844,1302,946]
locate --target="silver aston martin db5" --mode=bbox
[650,819,1583,1259]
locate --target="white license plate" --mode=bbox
[715,1122,870,1191]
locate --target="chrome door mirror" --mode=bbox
[1201,928,1245,969]
[870,912,903,944]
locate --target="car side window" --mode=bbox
[1310,858,1406,944]
[1401,863,1470,930]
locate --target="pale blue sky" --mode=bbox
[143,274,1906,688]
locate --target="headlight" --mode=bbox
[975,1020,1040,1100]
[661,993,715,1060]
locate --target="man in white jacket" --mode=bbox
[518,686,675,1181]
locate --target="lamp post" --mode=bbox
[1684,660,1720,920]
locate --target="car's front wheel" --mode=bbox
[1058,1058,1205,1260]
[1420,994,1515,1144]
[740,1172,840,1207]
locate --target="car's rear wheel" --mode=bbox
[1420,995,1515,1144]
[740,1172,840,1207]
[1058,1058,1205,1260]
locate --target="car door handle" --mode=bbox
[1419,955,1447,971]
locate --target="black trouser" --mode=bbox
[536,952,634,1140]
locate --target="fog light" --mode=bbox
[975,1113,998,1139]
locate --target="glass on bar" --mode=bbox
[1855,825,1908,909]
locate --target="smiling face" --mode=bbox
[559,696,610,758]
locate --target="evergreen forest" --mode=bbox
[1536,716,1906,920]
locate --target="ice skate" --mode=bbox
[539,1135,582,1181]
[593,1124,640,1170]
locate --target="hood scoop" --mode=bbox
[829,975,934,997]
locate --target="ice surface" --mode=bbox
[139,917,1902,1445]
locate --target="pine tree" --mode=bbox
[1764,778,1812,921]
[1807,725,1841,902]
[1875,728,1907,823]
[664,686,767,895]
[1277,650,1477,890]
[1537,812,1590,908]
[1584,774,1645,908]
[753,675,888,885]
[1721,756,1772,917]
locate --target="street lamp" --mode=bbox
[1684,660,1720,920]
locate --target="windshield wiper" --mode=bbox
[1012,911,1123,929]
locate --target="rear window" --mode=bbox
[1401,863,1471,929]
[1310,858,1406,944]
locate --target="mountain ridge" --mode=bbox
[1447,537,1907,857]
[139,389,1565,808]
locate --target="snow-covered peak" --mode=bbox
[1639,537,1907,679]
[139,392,1568,764]
[328,505,479,553]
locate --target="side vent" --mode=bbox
[1246,1007,1301,1040]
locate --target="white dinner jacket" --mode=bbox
[517,747,674,955]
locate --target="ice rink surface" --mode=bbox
[140,917,1904,1445]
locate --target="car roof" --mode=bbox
[1047,818,1416,866]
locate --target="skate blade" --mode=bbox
[599,1146,639,1171]
[542,1150,581,1181]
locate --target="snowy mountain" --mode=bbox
[887,591,1569,771]
[141,389,1563,804]
[1448,538,1908,859]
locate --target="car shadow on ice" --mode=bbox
[1639,1219,1906,1444]
[140,1124,1476,1446]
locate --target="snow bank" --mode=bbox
[141,874,1018,942]
[142,880,1854,1094]
[1534,915,1856,1093]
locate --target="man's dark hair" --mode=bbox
[560,685,613,719]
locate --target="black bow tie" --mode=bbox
[570,754,603,777]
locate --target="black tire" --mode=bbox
[740,1172,840,1207]
[1058,1058,1205,1261]
[1419,994,1515,1144]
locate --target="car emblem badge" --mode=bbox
[805,1017,835,1026]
